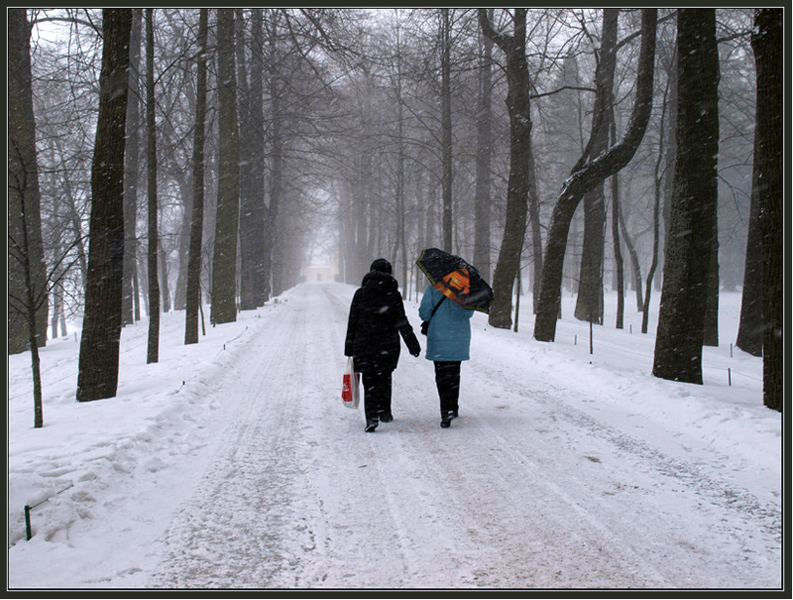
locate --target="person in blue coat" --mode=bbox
[419,285,474,428]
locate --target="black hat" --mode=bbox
[370,258,392,274]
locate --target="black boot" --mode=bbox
[440,411,454,428]
[365,420,378,432]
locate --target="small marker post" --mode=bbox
[25,506,31,541]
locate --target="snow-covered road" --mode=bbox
[140,283,779,589]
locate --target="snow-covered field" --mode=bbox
[7,281,782,590]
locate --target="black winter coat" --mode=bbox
[345,270,421,373]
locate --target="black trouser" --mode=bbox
[433,361,461,416]
[362,370,392,424]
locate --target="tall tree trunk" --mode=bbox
[703,215,720,347]
[659,50,678,293]
[52,137,89,289]
[145,8,160,364]
[249,9,267,307]
[50,272,62,339]
[479,9,533,330]
[574,186,606,325]
[534,9,657,342]
[618,203,643,312]
[8,8,48,356]
[641,77,669,334]
[611,172,625,329]
[734,127,764,356]
[398,51,408,290]
[158,242,171,313]
[17,175,45,427]
[133,252,141,322]
[752,8,783,412]
[236,9,257,311]
[391,14,408,288]
[8,8,46,424]
[172,171,191,311]
[122,9,142,326]
[527,136,543,313]
[185,8,208,345]
[211,8,240,324]
[574,9,618,327]
[473,10,493,283]
[76,9,133,402]
[440,8,453,253]
[263,11,283,301]
[608,75,631,325]
[652,9,719,384]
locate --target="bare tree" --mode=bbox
[391,13,409,287]
[76,9,133,402]
[145,8,161,364]
[752,8,783,411]
[641,71,671,335]
[734,127,764,357]
[652,9,720,384]
[479,9,533,330]
[8,9,48,425]
[263,10,284,299]
[185,8,208,345]
[573,9,618,327]
[8,8,49,358]
[249,9,267,307]
[236,9,260,311]
[534,9,657,343]
[250,8,269,306]
[473,9,494,283]
[122,9,142,326]
[440,8,454,252]
[210,8,240,324]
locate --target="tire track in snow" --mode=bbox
[460,348,780,588]
[276,285,684,587]
[477,352,782,535]
[279,284,497,588]
[148,284,778,589]
[152,297,315,588]
[307,285,581,588]
[150,284,445,589]
[370,368,666,588]
[290,284,482,588]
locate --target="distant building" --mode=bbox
[300,253,338,283]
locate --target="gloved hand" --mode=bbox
[408,339,421,357]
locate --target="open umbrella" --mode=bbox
[416,247,494,313]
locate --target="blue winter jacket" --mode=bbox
[418,285,473,362]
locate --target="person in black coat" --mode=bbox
[345,259,421,432]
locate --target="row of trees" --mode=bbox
[8,9,783,423]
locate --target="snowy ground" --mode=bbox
[7,281,783,591]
